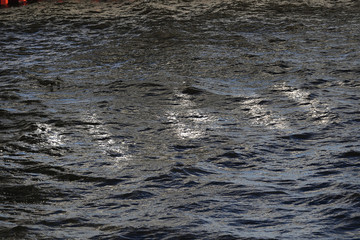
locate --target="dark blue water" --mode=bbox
[1,0,359,239]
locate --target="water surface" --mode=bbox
[1,0,360,239]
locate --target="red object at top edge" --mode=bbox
[1,0,27,5]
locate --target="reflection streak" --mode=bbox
[242,98,290,130]
[36,123,64,147]
[166,90,216,140]
[275,83,332,125]
[80,112,131,167]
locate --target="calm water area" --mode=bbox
[0,0,360,239]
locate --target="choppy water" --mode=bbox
[1,0,360,239]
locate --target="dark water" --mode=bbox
[1,0,360,239]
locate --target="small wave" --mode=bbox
[111,190,155,200]
[0,184,59,203]
[338,150,360,158]
[289,191,360,207]
[0,225,30,240]
[170,165,214,176]
[281,132,316,140]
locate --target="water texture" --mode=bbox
[0,0,359,239]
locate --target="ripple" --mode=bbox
[338,150,360,158]
[111,190,155,200]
